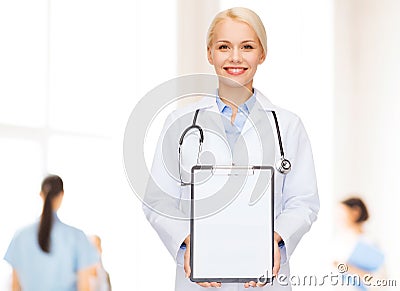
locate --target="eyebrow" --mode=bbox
[215,40,257,44]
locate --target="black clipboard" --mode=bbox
[190,165,274,284]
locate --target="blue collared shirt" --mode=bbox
[4,214,99,291]
[216,91,256,151]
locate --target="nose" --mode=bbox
[230,47,242,63]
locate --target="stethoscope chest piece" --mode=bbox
[271,110,291,174]
[276,157,291,174]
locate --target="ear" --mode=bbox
[258,50,266,64]
[207,47,214,65]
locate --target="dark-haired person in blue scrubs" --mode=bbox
[4,175,99,291]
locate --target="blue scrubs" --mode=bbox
[4,214,99,291]
[346,239,385,290]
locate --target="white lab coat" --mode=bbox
[143,89,320,290]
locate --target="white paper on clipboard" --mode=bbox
[190,165,274,284]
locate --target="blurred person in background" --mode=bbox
[333,196,385,290]
[3,174,99,291]
[89,235,112,291]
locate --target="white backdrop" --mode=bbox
[1,0,399,290]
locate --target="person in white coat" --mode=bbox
[143,7,320,290]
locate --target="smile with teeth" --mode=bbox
[224,67,248,75]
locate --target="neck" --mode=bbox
[350,223,364,235]
[218,82,253,108]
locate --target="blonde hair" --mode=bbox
[207,7,267,57]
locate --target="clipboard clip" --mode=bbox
[211,165,255,176]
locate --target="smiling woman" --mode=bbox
[142,7,319,291]
[206,11,266,93]
[207,18,265,92]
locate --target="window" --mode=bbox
[0,1,164,289]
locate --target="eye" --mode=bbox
[218,44,229,50]
[243,44,254,49]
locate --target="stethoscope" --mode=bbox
[178,109,291,186]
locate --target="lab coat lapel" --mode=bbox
[195,98,227,143]
[232,108,266,165]
[233,90,276,165]
[241,89,275,135]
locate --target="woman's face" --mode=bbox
[338,204,360,228]
[207,18,265,91]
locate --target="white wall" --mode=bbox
[0,0,138,290]
[334,0,400,279]
[176,0,219,75]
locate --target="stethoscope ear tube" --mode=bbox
[178,125,204,146]
[178,109,204,146]
[271,111,291,174]
[178,109,292,186]
[178,109,204,186]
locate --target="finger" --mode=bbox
[197,282,212,287]
[273,240,281,277]
[273,264,280,277]
[244,281,257,288]
[184,245,191,278]
[210,282,222,288]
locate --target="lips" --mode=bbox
[224,67,248,75]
